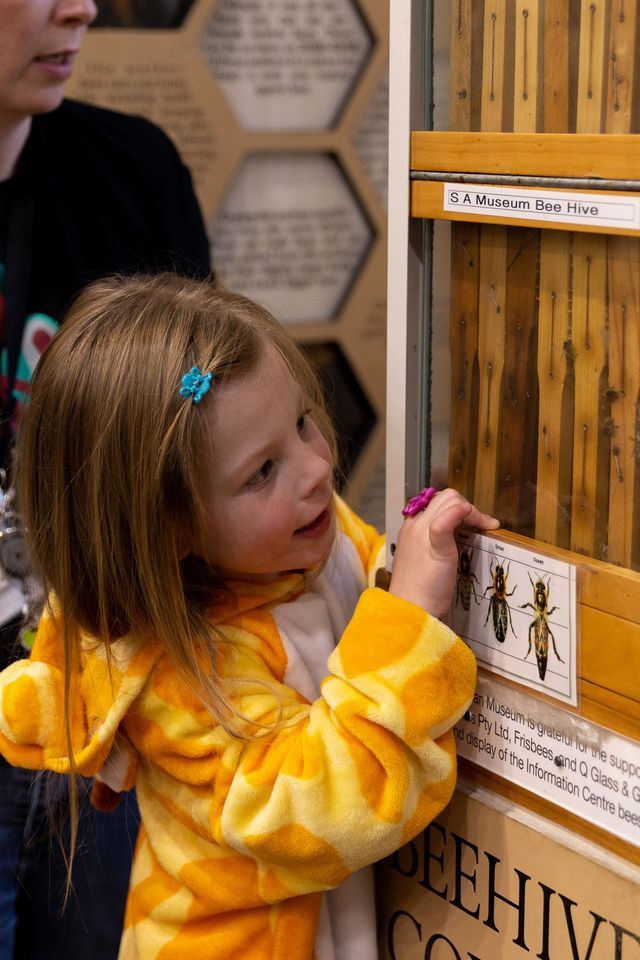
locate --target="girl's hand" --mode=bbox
[389,489,499,619]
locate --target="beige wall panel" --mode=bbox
[66,0,390,525]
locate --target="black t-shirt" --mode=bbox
[0,99,211,658]
[0,178,10,260]
[0,177,17,452]
[0,100,211,458]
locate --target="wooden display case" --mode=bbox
[382,5,639,952]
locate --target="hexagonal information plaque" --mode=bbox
[200,0,372,131]
[211,153,373,324]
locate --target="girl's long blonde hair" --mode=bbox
[16,270,336,729]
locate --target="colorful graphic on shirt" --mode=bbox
[0,262,58,431]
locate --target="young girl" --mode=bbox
[0,273,498,960]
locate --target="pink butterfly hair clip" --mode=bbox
[402,486,437,517]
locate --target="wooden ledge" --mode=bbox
[411,132,640,180]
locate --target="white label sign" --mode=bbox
[456,675,640,848]
[443,183,640,230]
[446,532,578,704]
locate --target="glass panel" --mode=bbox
[430,221,640,571]
[210,153,373,324]
[427,4,640,573]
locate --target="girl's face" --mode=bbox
[0,0,96,130]
[200,346,335,581]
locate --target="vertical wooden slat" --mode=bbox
[603,5,640,570]
[474,226,508,514]
[495,228,539,535]
[543,0,572,131]
[606,237,640,567]
[449,224,480,500]
[605,0,638,131]
[535,232,574,548]
[514,1,541,131]
[450,0,476,131]
[480,1,508,131]
[569,234,609,557]
[576,0,609,132]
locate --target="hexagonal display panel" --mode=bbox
[354,70,388,210]
[211,153,373,324]
[92,0,194,28]
[302,342,376,484]
[200,0,372,131]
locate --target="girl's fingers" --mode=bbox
[427,500,476,550]
[462,504,501,530]
[409,489,499,532]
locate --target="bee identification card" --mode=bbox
[446,531,578,705]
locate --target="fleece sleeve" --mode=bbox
[0,613,157,781]
[126,587,476,899]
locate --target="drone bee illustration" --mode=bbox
[455,546,480,611]
[483,557,517,643]
[520,572,563,681]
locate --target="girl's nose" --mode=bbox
[300,447,332,499]
[54,0,98,27]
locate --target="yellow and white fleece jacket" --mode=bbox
[0,498,476,960]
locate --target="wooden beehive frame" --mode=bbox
[406,2,640,862]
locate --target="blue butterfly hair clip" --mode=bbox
[179,366,213,404]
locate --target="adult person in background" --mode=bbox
[0,2,211,957]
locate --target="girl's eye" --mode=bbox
[246,460,273,487]
[297,411,310,432]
